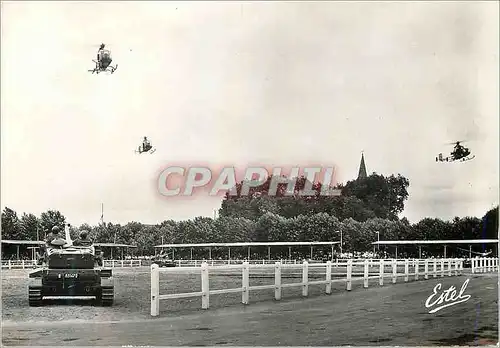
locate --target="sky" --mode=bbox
[1,1,498,226]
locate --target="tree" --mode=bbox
[133,225,161,256]
[450,217,482,240]
[342,173,410,219]
[39,210,66,234]
[157,220,178,244]
[19,213,39,240]
[219,195,280,220]
[1,207,21,240]
[219,174,336,220]
[332,196,377,222]
[253,212,287,242]
[213,217,255,243]
[481,206,498,240]
[340,218,369,252]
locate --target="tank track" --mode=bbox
[28,286,43,307]
[99,286,114,306]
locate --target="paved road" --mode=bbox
[2,273,498,346]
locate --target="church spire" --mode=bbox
[358,152,367,180]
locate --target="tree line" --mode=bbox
[2,173,498,256]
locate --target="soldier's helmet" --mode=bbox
[51,226,60,234]
[79,231,89,239]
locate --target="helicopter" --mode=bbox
[88,44,118,74]
[436,140,475,162]
[135,136,156,154]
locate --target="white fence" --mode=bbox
[103,259,143,268]
[1,259,143,269]
[151,258,467,316]
[170,258,422,267]
[471,257,499,273]
[1,260,36,269]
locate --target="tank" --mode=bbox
[153,254,176,267]
[28,225,114,307]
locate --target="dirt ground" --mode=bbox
[1,266,498,346]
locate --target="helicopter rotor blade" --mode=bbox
[445,140,468,145]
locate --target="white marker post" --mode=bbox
[242,261,249,305]
[302,261,309,297]
[150,264,160,316]
[326,261,332,294]
[275,262,282,300]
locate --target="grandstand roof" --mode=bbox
[155,241,340,248]
[1,240,45,245]
[372,239,498,245]
[95,243,137,248]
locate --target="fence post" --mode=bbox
[8,260,11,270]
[433,259,437,278]
[201,262,209,309]
[424,260,429,279]
[480,258,485,273]
[392,259,397,284]
[448,259,452,277]
[326,261,332,294]
[150,264,160,316]
[415,260,419,280]
[471,258,475,274]
[275,262,282,300]
[379,260,384,286]
[363,259,369,288]
[242,261,249,305]
[346,259,352,291]
[302,261,309,297]
[440,260,444,277]
[404,259,409,282]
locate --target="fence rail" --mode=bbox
[1,259,144,269]
[151,257,499,317]
[471,257,499,273]
[170,258,422,267]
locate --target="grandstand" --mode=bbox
[372,239,499,258]
[155,241,341,261]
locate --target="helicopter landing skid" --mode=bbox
[135,148,156,154]
[459,155,475,162]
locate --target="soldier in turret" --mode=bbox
[74,230,93,246]
[45,226,61,245]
